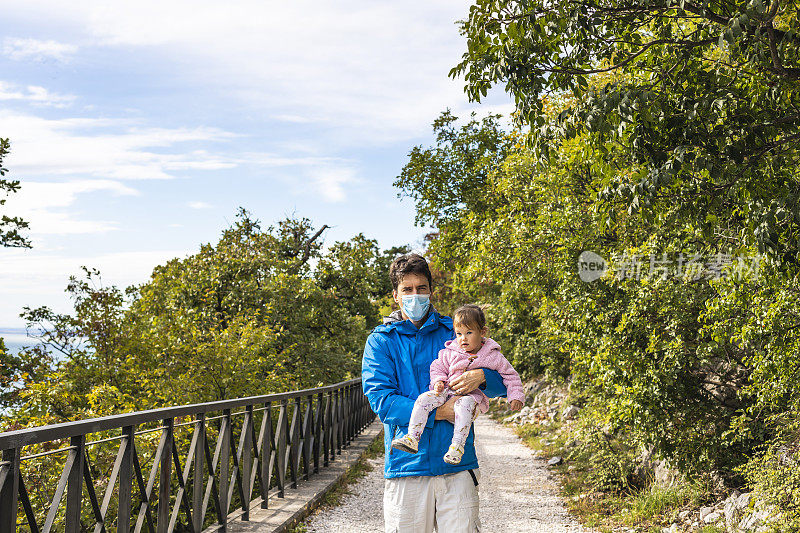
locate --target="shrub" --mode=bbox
[740,414,800,531]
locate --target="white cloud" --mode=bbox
[6,179,139,236]
[3,37,78,62]
[2,109,366,204]
[188,201,212,209]
[309,167,357,203]
[1,111,238,181]
[3,1,504,145]
[272,114,317,124]
[0,81,75,107]
[242,152,360,203]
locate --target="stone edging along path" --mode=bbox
[302,415,586,532]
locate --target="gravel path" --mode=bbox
[303,415,586,532]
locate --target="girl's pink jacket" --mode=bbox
[429,337,526,413]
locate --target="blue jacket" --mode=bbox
[361,309,508,478]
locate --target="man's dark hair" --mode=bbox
[389,253,433,291]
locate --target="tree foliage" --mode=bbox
[406,0,800,487]
[2,210,402,428]
[397,109,799,484]
[0,138,30,248]
[451,0,800,260]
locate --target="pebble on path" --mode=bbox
[303,415,586,532]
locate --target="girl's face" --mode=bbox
[454,322,484,354]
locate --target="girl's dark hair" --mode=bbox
[452,304,486,331]
[389,253,433,290]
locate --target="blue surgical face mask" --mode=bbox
[401,294,430,322]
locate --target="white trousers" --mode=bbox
[383,469,481,533]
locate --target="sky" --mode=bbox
[0,1,514,329]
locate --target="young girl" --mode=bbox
[391,304,525,464]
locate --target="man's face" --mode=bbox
[392,273,431,319]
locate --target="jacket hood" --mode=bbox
[444,336,501,356]
[382,309,405,324]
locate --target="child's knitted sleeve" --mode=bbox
[491,352,525,403]
[429,348,450,390]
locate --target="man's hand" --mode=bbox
[434,396,457,423]
[509,399,523,411]
[433,381,445,394]
[448,369,486,395]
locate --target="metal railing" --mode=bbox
[0,378,375,533]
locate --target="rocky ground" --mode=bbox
[501,379,783,533]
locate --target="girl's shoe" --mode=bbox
[391,434,419,454]
[443,444,464,464]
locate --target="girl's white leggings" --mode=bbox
[408,390,479,448]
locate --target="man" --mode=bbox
[361,253,507,532]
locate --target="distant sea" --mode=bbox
[0,328,38,354]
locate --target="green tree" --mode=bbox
[1,137,31,407]
[0,138,30,248]
[434,0,800,484]
[451,0,800,260]
[397,109,793,483]
[315,235,410,328]
[4,210,403,422]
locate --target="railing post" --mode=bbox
[359,388,366,430]
[329,389,336,460]
[0,448,20,533]
[288,398,300,489]
[330,389,338,458]
[353,385,359,440]
[351,385,357,441]
[355,386,361,438]
[340,386,346,452]
[192,415,205,532]
[66,435,86,533]
[354,387,360,433]
[260,402,272,508]
[323,391,331,467]
[346,385,354,445]
[352,385,357,441]
[362,389,368,429]
[314,392,323,474]
[242,405,253,520]
[157,418,173,533]
[337,387,344,455]
[117,426,134,533]
[219,409,231,530]
[276,400,287,498]
[302,396,312,481]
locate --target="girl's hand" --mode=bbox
[448,369,486,395]
[434,381,445,394]
[509,399,523,411]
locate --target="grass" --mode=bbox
[625,484,702,523]
[287,430,385,533]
